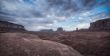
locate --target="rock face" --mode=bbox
[89,18,110,31]
[0,21,25,32]
[0,33,83,56]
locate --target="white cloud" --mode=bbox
[75,23,90,29]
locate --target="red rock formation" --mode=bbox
[89,18,110,31]
[0,21,25,32]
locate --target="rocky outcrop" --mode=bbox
[89,18,110,31]
[0,21,25,32]
[0,33,83,56]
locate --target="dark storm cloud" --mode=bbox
[0,10,15,21]
[0,11,10,16]
[82,0,96,6]
[0,15,15,21]
[30,10,44,18]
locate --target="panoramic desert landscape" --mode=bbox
[0,0,110,56]
[0,18,110,56]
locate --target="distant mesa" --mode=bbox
[39,27,64,32]
[56,27,64,32]
[0,21,25,33]
[76,18,110,32]
[39,29,53,32]
[89,18,110,31]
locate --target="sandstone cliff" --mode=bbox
[0,21,25,32]
[89,18,110,31]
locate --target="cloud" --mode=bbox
[0,15,15,22]
[47,0,78,11]
[82,0,96,6]
[0,0,110,31]
[75,23,90,29]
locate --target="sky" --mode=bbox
[0,0,110,31]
